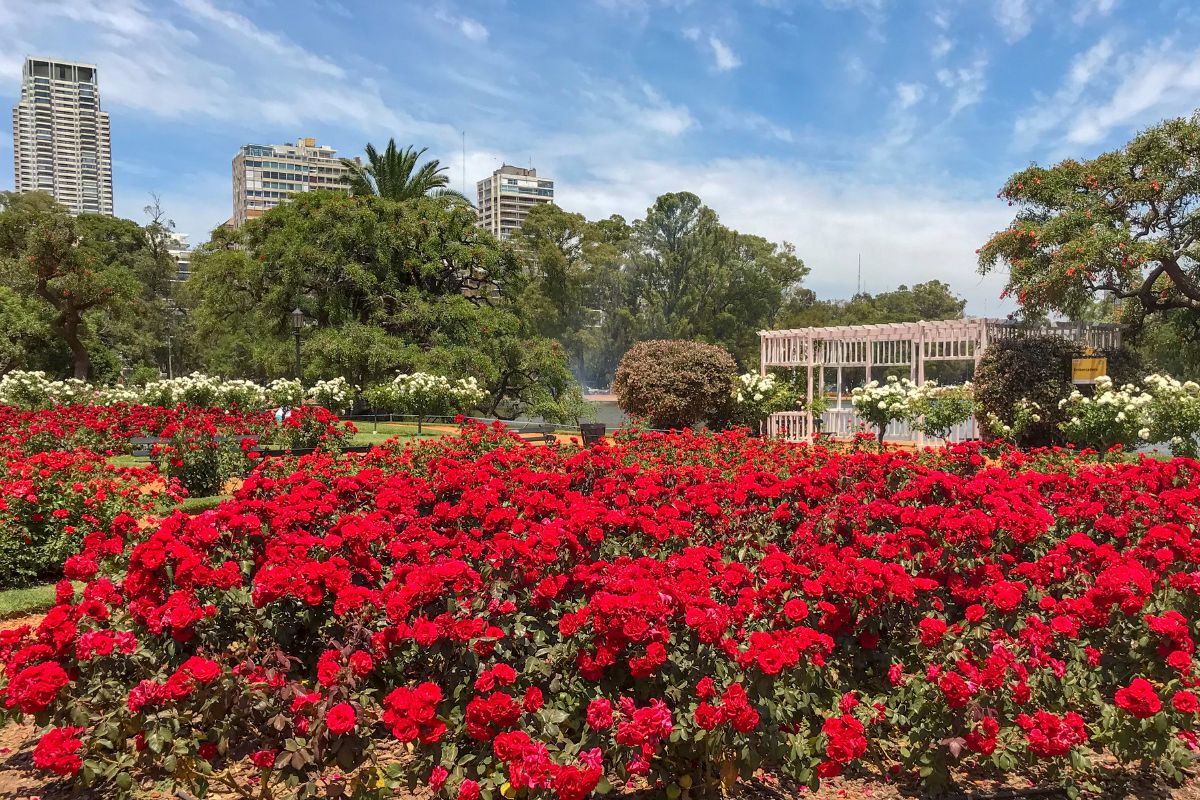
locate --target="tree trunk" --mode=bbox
[53,314,90,380]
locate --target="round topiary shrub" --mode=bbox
[613,340,736,429]
[975,335,1143,447]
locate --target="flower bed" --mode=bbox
[2,424,1200,799]
[0,448,180,587]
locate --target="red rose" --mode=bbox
[939,672,973,709]
[1174,691,1199,714]
[918,617,947,647]
[1115,678,1162,718]
[250,750,277,769]
[458,779,481,800]
[325,702,357,735]
[199,742,218,760]
[586,698,614,730]
[429,765,448,792]
[32,726,84,776]
[180,656,220,684]
[823,714,867,764]
[5,661,70,713]
[523,686,544,713]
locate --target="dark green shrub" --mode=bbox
[613,340,737,429]
[976,335,1142,446]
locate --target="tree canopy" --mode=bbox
[0,192,175,379]
[775,281,966,329]
[514,193,808,385]
[183,190,582,420]
[979,112,1200,324]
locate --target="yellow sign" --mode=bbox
[1071,356,1107,383]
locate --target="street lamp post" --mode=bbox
[291,308,304,381]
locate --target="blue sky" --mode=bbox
[3,0,1200,313]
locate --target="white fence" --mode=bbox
[767,406,979,446]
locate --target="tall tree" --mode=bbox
[979,112,1200,323]
[0,192,173,379]
[341,140,468,204]
[185,190,580,419]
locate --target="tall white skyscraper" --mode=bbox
[11,57,113,215]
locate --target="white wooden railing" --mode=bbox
[768,409,979,445]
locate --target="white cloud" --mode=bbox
[0,0,453,141]
[684,28,741,72]
[896,82,926,109]
[175,0,344,78]
[932,35,953,60]
[844,54,868,84]
[936,57,988,115]
[1072,0,1118,25]
[993,0,1032,43]
[1013,37,1115,147]
[1066,46,1200,146]
[607,85,697,136]
[709,35,741,71]
[561,157,1013,312]
[458,17,489,42]
[1010,37,1200,153]
[716,109,794,143]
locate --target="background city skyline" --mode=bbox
[2,0,1200,313]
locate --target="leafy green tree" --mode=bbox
[185,191,576,419]
[0,192,174,379]
[516,193,807,383]
[777,281,965,329]
[979,112,1200,321]
[0,285,58,375]
[341,139,467,204]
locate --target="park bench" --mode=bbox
[507,423,557,445]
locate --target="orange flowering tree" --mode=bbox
[978,113,1200,320]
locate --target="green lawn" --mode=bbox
[0,583,66,620]
[348,420,444,446]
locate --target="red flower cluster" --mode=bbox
[3,422,1200,797]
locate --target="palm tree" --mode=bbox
[341,140,469,204]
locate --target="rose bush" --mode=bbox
[0,448,180,587]
[3,422,1200,798]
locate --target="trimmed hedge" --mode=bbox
[613,340,737,429]
[976,335,1143,446]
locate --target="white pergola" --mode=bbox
[759,319,1122,443]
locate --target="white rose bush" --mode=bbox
[851,375,922,449]
[731,372,797,430]
[364,372,488,433]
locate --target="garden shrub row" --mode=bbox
[2,423,1200,798]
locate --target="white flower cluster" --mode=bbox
[266,379,305,408]
[851,375,922,419]
[1057,374,1158,454]
[0,370,355,413]
[0,371,139,409]
[393,372,486,406]
[307,377,353,414]
[733,372,776,405]
[986,399,1042,441]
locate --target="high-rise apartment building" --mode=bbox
[476,164,554,240]
[12,57,113,215]
[230,137,357,227]
[166,232,191,283]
